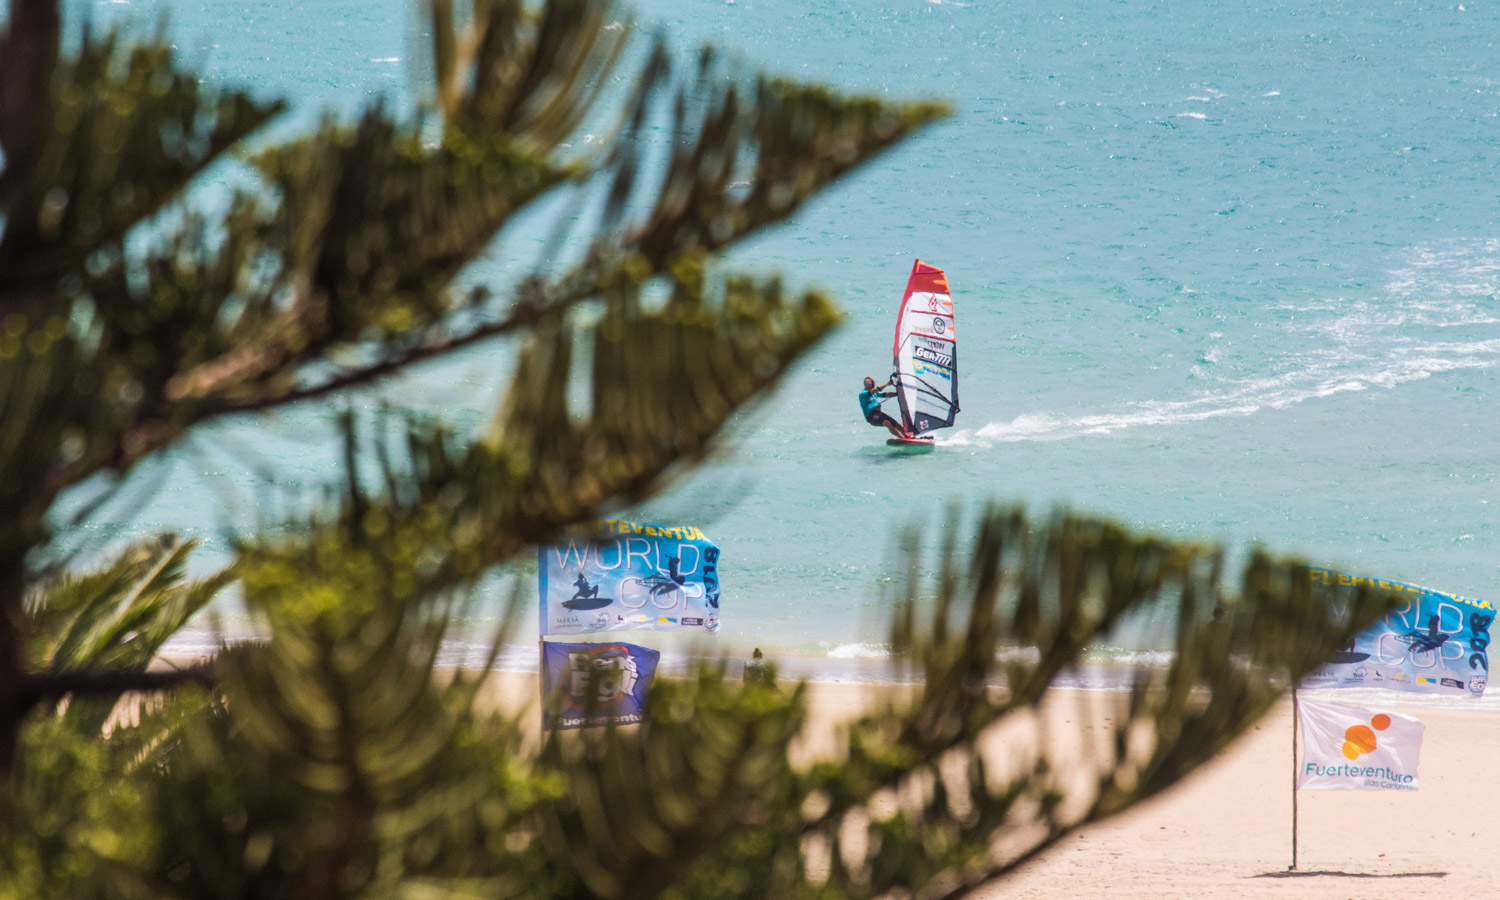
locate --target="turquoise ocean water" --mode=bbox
[47,0,1500,688]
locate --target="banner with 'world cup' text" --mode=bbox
[539,519,720,636]
[1300,568,1492,697]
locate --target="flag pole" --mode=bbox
[1289,684,1299,871]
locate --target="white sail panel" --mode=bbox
[893,260,959,435]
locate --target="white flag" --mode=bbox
[1297,698,1424,791]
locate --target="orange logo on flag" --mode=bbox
[1342,713,1392,759]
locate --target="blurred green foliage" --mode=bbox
[0,0,1397,897]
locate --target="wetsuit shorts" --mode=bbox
[866,409,902,431]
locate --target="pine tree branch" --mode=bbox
[19,661,215,712]
[174,291,570,420]
[0,29,283,293]
[109,258,603,468]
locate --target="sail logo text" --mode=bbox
[913,346,952,368]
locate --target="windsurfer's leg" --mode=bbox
[867,411,907,438]
[870,412,905,438]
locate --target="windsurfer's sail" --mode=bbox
[893,259,959,436]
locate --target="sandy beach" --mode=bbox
[995,695,1497,900]
[465,668,1497,898]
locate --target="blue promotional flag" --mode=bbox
[541,641,660,730]
[1303,568,1492,697]
[539,519,721,636]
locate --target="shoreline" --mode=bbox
[154,655,1497,897]
[459,671,1500,897]
[161,629,1500,717]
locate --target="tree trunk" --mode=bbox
[0,0,60,213]
[0,557,27,771]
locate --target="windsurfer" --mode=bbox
[859,376,906,438]
[570,575,600,604]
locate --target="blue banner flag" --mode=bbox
[541,641,659,730]
[539,519,721,636]
[1302,568,1492,697]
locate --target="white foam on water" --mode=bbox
[1175,112,1207,120]
[1078,647,1176,667]
[944,239,1500,448]
[161,622,1500,697]
[161,630,235,657]
[997,646,1043,664]
[943,398,1256,445]
[943,359,1459,446]
[1299,686,1500,713]
[822,641,891,659]
[951,345,1476,444]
